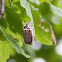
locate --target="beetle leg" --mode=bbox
[29,42,32,45]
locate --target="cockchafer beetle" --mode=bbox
[23,21,34,45]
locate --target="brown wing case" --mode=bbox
[23,29,33,45]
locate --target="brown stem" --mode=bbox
[50,25,56,45]
[0,0,5,20]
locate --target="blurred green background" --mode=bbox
[7,39,62,62]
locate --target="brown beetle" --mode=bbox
[23,22,34,45]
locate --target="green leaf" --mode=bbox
[20,0,33,24]
[50,4,62,17]
[13,0,20,2]
[0,40,15,62]
[39,0,50,4]
[6,35,30,58]
[38,2,62,38]
[0,25,30,58]
[20,0,32,17]
[2,5,23,47]
[51,0,62,9]
[31,10,53,45]
[0,31,15,62]
[0,1,30,58]
[39,2,61,24]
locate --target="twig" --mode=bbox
[0,0,5,20]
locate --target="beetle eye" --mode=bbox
[24,27,25,28]
[25,30,26,32]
